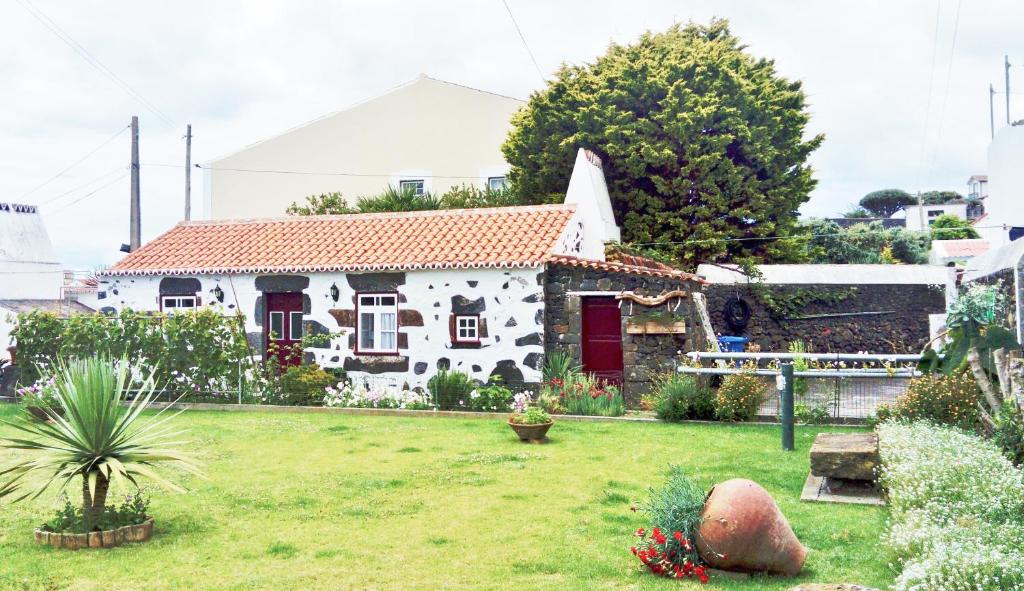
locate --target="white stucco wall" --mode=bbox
[96,266,546,389]
[902,203,968,233]
[0,204,63,299]
[982,125,1024,248]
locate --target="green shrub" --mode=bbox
[993,402,1024,467]
[653,374,714,422]
[542,350,579,383]
[279,364,336,406]
[428,370,475,410]
[714,373,767,421]
[468,377,513,412]
[542,372,625,417]
[875,372,981,431]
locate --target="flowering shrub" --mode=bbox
[631,466,709,583]
[467,378,514,412]
[427,370,475,410]
[878,421,1024,591]
[279,364,336,406]
[631,527,708,582]
[874,371,981,431]
[16,376,59,409]
[540,372,625,417]
[323,381,431,410]
[713,373,766,421]
[509,406,551,425]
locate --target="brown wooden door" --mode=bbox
[581,296,623,385]
[265,292,304,367]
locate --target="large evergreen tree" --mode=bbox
[502,20,822,269]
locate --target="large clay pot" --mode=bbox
[695,478,807,576]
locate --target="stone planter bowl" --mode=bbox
[508,420,553,442]
[34,518,154,550]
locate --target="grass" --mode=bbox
[0,404,891,590]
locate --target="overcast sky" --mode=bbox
[2,0,1021,270]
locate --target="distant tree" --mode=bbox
[859,189,915,217]
[502,20,822,269]
[843,206,873,219]
[802,218,928,264]
[286,192,356,215]
[920,190,964,205]
[930,214,980,240]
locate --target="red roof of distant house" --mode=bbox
[932,239,991,258]
[104,205,578,276]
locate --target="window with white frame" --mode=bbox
[487,176,507,191]
[398,179,425,196]
[161,294,197,314]
[357,294,398,353]
[454,315,479,343]
[289,311,304,340]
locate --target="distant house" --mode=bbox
[0,203,94,362]
[203,75,525,219]
[101,150,705,403]
[903,202,969,232]
[928,239,990,267]
[697,264,954,353]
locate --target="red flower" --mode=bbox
[673,531,683,541]
[634,528,645,537]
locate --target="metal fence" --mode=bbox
[681,351,923,422]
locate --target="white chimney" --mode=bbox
[563,148,621,260]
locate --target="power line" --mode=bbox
[927,0,963,182]
[915,0,944,191]
[39,165,127,206]
[17,125,129,201]
[15,0,175,128]
[500,0,546,83]
[43,173,128,216]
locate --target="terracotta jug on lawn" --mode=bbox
[695,478,807,576]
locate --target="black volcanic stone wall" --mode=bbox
[704,283,947,353]
[543,264,705,407]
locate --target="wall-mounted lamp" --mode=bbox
[329,283,340,303]
[213,285,225,303]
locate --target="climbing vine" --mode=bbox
[751,285,859,320]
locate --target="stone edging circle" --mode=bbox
[34,517,154,550]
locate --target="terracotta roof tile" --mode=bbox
[547,255,702,282]
[104,205,577,276]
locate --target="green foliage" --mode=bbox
[644,466,705,563]
[468,377,513,412]
[920,190,963,205]
[11,309,252,396]
[993,402,1024,467]
[843,206,874,219]
[801,218,929,264]
[874,372,982,430]
[542,372,625,416]
[0,358,202,530]
[714,373,767,421]
[929,214,980,240]
[436,184,522,209]
[919,283,1017,375]
[287,184,523,217]
[355,186,441,213]
[286,192,357,215]
[509,406,551,425]
[502,20,822,269]
[46,490,150,534]
[859,189,915,217]
[542,350,579,383]
[756,285,858,319]
[427,370,476,410]
[653,373,715,422]
[278,364,336,406]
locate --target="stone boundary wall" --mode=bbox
[704,283,946,353]
[543,264,705,405]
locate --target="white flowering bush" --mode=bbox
[322,381,431,410]
[879,421,1024,591]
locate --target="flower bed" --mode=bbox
[878,421,1024,591]
[322,382,432,410]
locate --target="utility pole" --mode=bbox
[129,115,141,251]
[990,83,996,139]
[917,190,925,233]
[184,123,192,221]
[1006,55,1012,125]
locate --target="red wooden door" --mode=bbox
[581,296,623,385]
[265,293,304,367]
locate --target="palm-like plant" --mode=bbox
[0,358,202,530]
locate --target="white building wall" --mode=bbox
[903,203,968,233]
[96,266,545,389]
[982,125,1024,248]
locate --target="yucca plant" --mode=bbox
[0,358,202,531]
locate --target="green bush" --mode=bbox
[542,372,625,417]
[993,402,1024,467]
[875,372,981,431]
[468,378,513,412]
[279,364,336,406]
[428,370,475,410]
[714,373,767,421]
[653,374,715,422]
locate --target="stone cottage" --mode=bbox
[98,150,705,402]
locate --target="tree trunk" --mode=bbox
[81,471,110,531]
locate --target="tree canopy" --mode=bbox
[858,189,915,218]
[286,184,521,216]
[930,214,980,240]
[921,190,964,205]
[801,218,929,264]
[501,20,822,270]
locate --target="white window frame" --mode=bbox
[486,176,507,191]
[289,311,304,341]
[269,311,284,339]
[398,179,426,196]
[357,293,399,354]
[454,315,479,343]
[161,294,197,314]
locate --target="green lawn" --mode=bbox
[0,404,891,590]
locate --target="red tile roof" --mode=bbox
[104,205,577,276]
[932,239,991,258]
[547,255,702,282]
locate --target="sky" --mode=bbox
[2,0,1021,270]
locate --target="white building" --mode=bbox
[903,202,969,233]
[977,124,1024,248]
[204,75,525,219]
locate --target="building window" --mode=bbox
[927,209,944,217]
[454,315,479,343]
[487,176,507,191]
[161,294,198,314]
[398,179,425,196]
[269,311,284,339]
[357,293,398,353]
[289,311,304,340]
